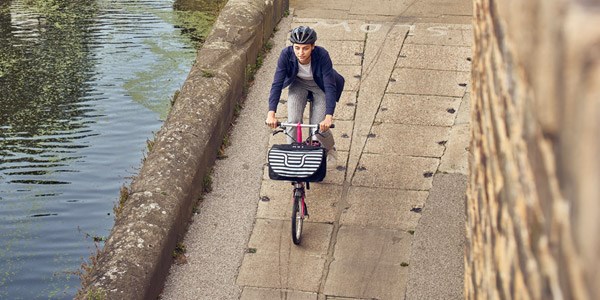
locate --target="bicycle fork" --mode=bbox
[293,182,308,218]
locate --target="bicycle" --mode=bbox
[267,122,334,245]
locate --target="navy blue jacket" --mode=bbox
[268,46,345,115]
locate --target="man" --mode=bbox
[265,26,345,152]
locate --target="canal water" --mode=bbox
[0,0,223,298]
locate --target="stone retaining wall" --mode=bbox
[467,0,599,299]
[78,0,288,299]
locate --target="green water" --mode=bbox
[0,0,225,298]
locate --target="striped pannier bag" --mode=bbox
[268,144,327,182]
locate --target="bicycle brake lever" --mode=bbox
[272,129,284,136]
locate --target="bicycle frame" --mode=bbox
[271,122,334,245]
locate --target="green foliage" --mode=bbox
[113,186,129,219]
[201,69,215,78]
[264,40,273,51]
[75,243,104,300]
[217,134,229,160]
[172,242,186,258]
[203,173,213,193]
[146,138,155,152]
[84,287,107,300]
[171,90,180,106]
[171,10,216,48]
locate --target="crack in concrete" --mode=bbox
[386,92,466,98]
[347,27,412,183]
[317,15,415,296]
[317,181,352,295]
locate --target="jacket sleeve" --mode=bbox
[319,51,338,115]
[268,48,289,112]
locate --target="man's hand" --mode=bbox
[319,114,333,132]
[265,111,278,129]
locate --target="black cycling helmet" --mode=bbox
[289,26,317,44]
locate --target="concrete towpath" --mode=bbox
[161,0,472,299]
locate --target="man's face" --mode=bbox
[293,43,315,64]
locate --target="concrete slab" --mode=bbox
[403,0,473,18]
[326,296,373,300]
[237,219,332,292]
[334,91,357,121]
[397,44,472,72]
[341,187,429,230]
[336,65,362,91]
[323,150,349,185]
[409,22,473,31]
[405,173,466,300]
[237,251,327,292]
[455,92,470,125]
[325,262,409,299]
[257,180,342,223]
[316,40,364,65]
[439,123,470,175]
[364,123,451,157]
[323,226,412,299]
[348,0,414,16]
[293,19,366,41]
[241,287,318,300]
[326,297,375,300]
[406,15,473,24]
[387,68,470,97]
[247,219,332,255]
[293,9,349,20]
[291,0,350,11]
[332,120,353,152]
[352,153,439,190]
[375,94,461,126]
[362,24,408,76]
[332,226,413,263]
[406,23,473,46]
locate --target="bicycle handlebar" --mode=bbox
[276,122,335,129]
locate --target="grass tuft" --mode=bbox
[113,185,129,219]
[201,69,215,78]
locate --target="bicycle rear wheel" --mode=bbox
[291,194,303,245]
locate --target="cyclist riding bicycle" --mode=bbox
[265,26,345,153]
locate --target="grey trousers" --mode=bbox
[286,78,335,151]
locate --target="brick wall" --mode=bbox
[467,0,600,299]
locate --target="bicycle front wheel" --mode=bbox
[291,195,303,245]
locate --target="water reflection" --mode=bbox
[0,2,97,170]
[0,0,219,298]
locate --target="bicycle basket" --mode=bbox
[268,144,327,182]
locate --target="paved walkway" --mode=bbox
[161,0,472,299]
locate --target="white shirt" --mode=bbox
[297,61,313,80]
